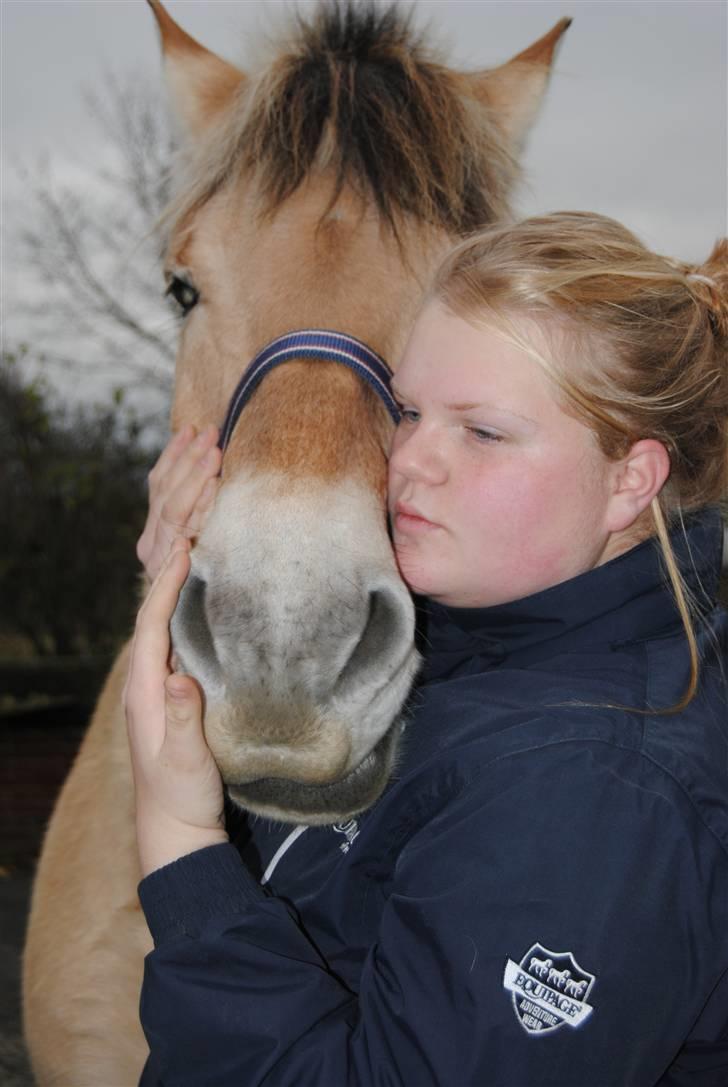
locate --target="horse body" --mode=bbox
[23,4,568,1082]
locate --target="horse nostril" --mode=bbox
[171,574,221,682]
[335,587,410,697]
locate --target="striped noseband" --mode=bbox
[218,330,400,452]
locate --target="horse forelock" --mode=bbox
[164,0,519,243]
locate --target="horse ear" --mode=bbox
[466,17,572,152]
[147,0,247,138]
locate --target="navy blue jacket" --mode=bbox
[139,510,728,1086]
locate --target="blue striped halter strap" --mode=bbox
[218,329,400,453]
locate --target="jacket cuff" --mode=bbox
[138,842,267,946]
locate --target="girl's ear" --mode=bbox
[606,439,671,533]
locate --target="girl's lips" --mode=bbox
[393,504,440,533]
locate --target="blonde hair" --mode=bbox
[433,211,728,710]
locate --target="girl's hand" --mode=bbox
[137,424,222,581]
[124,541,227,878]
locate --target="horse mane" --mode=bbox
[170,1,518,236]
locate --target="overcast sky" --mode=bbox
[3,0,726,253]
[1,0,726,405]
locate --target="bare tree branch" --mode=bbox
[6,73,177,434]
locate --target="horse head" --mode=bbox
[147,0,569,824]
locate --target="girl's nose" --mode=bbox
[389,424,448,485]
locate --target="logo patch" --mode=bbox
[503,943,596,1035]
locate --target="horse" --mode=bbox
[23,2,569,1082]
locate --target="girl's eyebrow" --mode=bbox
[392,384,537,427]
[447,402,537,426]
[444,400,484,411]
[391,384,480,410]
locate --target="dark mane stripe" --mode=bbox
[228,1,517,233]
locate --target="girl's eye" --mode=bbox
[467,426,503,443]
[398,408,420,424]
[165,275,200,316]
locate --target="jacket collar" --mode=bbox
[420,508,724,682]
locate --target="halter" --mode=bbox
[218,329,400,452]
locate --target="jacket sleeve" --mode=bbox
[137,738,722,1086]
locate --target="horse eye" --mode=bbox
[165,275,200,316]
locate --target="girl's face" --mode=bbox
[388,300,622,609]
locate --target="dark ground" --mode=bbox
[1,699,90,1087]
[0,870,34,1086]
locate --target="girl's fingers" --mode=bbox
[148,424,196,487]
[195,476,220,518]
[155,425,219,512]
[164,675,207,757]
[138,543,190,640]
[126,546,191,727]
[138,426,220,579]
[158,443,222,533]
[183,477,220,538]
[139,428,197,571]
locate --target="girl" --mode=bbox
[125,212,728,1086]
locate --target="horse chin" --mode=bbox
[225,720,403,826]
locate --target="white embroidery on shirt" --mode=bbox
[503,943,596,1035]
[332,819,360,854]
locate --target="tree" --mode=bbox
[5,73,177,431]
[0,350,156,656]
